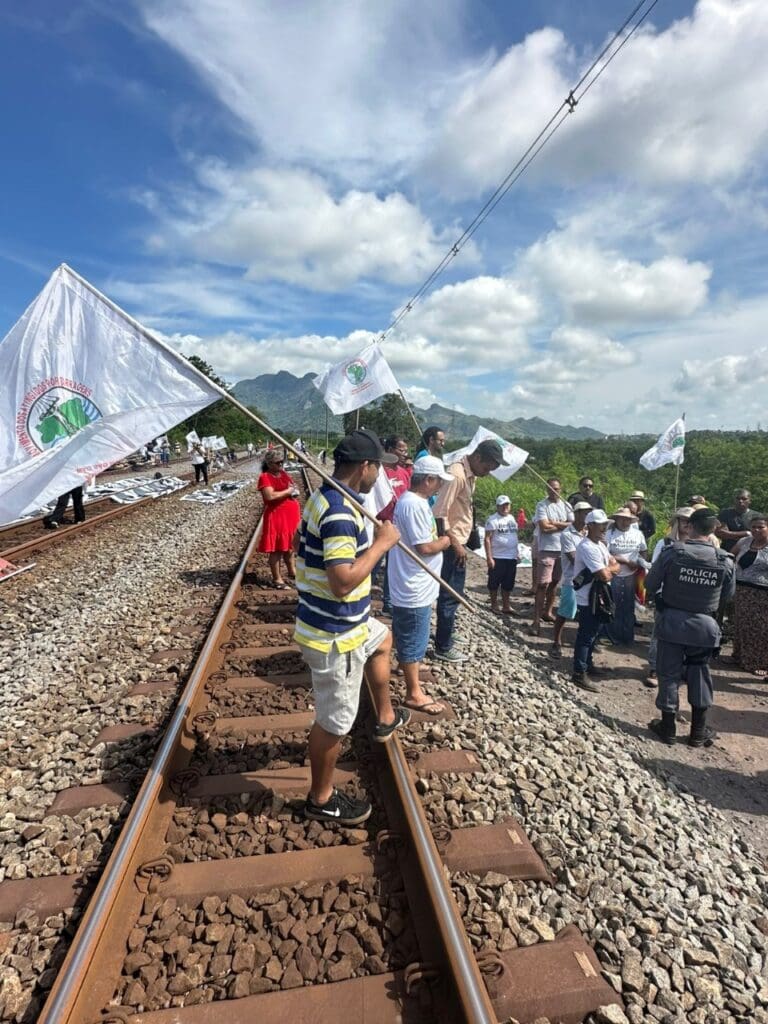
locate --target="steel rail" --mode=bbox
[377,719,497,1023]
[38,517,264,1024]
[0,498,154,563]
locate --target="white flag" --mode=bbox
[313,342,400,415]
[639,416,686,471]
[0,264,220,521]
[362,467,395,544]
[186,429,200,450]
[444,426,528,482]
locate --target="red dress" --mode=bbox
[257,470,301,552]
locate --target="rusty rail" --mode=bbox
[38,520,265,1023]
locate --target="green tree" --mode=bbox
[342,393,421,448]
[169,355,265,447]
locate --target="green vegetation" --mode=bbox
[474,432,768,548]
[168,356,266,447]
[343,394,419,444]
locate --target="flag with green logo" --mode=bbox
[313,342,400,415]
[639,416,686,470]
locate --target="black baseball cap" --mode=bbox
[475,438,510,466]
[333,428,397,464]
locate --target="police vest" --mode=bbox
[661,542,729,614]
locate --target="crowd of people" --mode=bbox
[287,427,766,826]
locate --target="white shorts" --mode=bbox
[298,617,390,736]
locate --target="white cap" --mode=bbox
[586,509,609,525]
[412,455,453,482]
[496,494,511,506]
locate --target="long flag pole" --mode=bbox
[63,266,474,613]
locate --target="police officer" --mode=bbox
[645,508,735,747]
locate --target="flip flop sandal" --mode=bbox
[404,699,444,716]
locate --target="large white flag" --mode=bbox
[444,426,529,482]
[313,342,400,415]
[639,416,686,471]
[0,264,221,521]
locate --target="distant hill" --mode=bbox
[232,372,603,441]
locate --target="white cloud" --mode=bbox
[159,270,538,383]
[675,349,768,392]
[521,326,636,389]
[523,234,710,325]
[429,0,768,194]
[394,275,536,373]
[138,0,473,182]
[401,385,441,408]
[142,163,473,291]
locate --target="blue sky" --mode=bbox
[2,0,767,432]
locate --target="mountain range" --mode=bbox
[232,371,603,441]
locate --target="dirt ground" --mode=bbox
[464,558,768,859]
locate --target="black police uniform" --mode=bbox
[645,539,735,745]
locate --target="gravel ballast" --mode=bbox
[0,474,261,1021]
[418,598,768,1024]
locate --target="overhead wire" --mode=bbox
[377,0,662,343]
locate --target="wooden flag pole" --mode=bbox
[64,262,473,613]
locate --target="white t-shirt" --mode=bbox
[605,525,647,577]
[560,524,585,586]
[573,537,610,607]
[388,491,442,608]
[484,512,519,559]
[534,498,573,553]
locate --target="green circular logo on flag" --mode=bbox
[345,359,367,385]
[672,436,685,448]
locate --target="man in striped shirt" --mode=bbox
[295,429,409,826]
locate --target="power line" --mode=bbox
[377,0,661,342]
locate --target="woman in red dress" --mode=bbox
[257,450,301,588]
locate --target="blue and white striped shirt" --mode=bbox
[294,482,371,652]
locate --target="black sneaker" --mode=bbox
[373,705,411,743]
[303,788,371,826]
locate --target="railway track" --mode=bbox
[1,463,621,1023]
[0,456,258,565]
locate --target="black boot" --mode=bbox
[648,711,676,745]
[689,708,717,748]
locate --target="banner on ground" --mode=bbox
[0,264,221,521]
[444,426,529,482]
[639,416,686,471]
[313,341,400,415]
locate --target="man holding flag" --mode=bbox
[295,428,410,827]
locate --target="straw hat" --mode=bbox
[612,506,638,522]
[629,490,645,500]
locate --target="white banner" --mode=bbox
[444,426,528,482]
[185,430,200,446]
[362,467,395,544]
[639,416,686,471]
[313,341,400,415]
[0,264,220,521]
[213,436,228,450]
